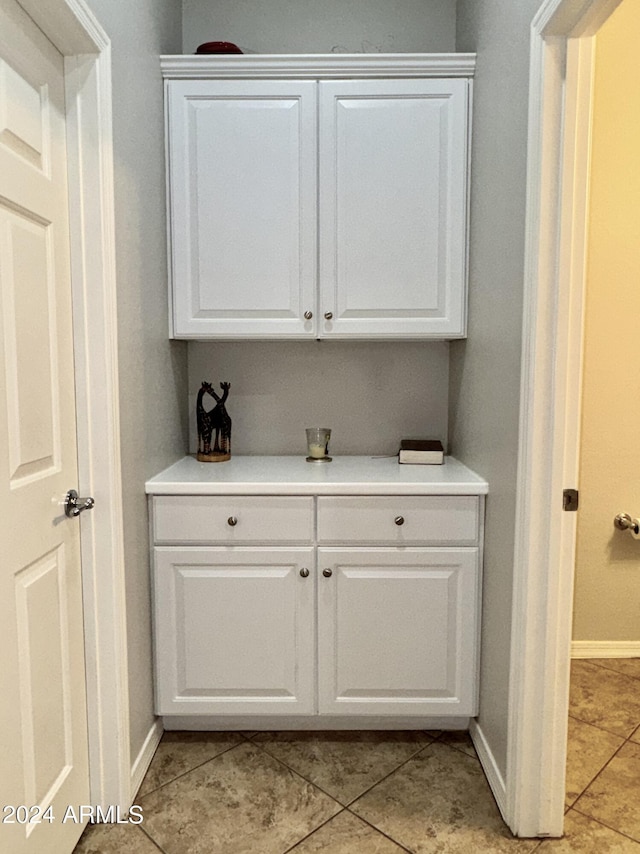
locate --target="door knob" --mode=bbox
[299,568,310,578]
[304,310,313,320]
[324,311,333,320]
[64,489,95,518]
[614,513,640,535]
[322,568,333,577]
[227,516,238,527]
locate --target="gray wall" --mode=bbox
[182,0,457,457]
[452,0,540,776]
[85,0,188,770]
[189,342,450,456]
[182,0,456,55]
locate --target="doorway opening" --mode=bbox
[507,0,626,837]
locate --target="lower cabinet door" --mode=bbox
[317,548,479,716]
[153,547,315,715]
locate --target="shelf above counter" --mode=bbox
[145,455,488,497]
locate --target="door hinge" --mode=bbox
[563,489,579,512]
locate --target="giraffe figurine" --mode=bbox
[196,381,232,462]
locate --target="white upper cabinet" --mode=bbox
[319,79,468,338]
[166,79,317,338]
[162,55,475,339]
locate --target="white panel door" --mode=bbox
[167,79,317,338]
[319,79,469,339]
[154,548,315,715]
[0,1,89,852]
[317,548,479,716]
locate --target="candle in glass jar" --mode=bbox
[306,427,331,461]
[308,442,326,459]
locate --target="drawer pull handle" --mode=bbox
[227,516,238,527]
[304,310,313,320]
[300,568,310,578]
[394,516,405,526]
[322,568,333,578]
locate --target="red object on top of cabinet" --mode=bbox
[196,42,243,54]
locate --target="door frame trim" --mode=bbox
[508,0,622,836]
[17,0,131,808]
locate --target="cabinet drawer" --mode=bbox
[152,496,314,544]
[317,496,479,545]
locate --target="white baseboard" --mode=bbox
[163,714,470,731]
[130,719,163,801]
[469,719,507,821]
[571,641,640,659]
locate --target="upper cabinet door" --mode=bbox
[167,79,318,338]
[318,79,469,339]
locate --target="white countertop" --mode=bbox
[145,455,488,496]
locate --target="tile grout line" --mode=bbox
[278,805,414,854]
[138,739,247,800]
[342,738,512,853]
[570,660,640,741]
[251,732,439,809]
[246,736,426,854]
[565,660,640,843]
[433,732,480,760]
[138,737,344,854]
[247,737,352,806]
[567,711,640,742]
[140,730,476,808]
[583,660,640,682]
[341,806,415,853]
[564,725,629,811]
[569,727,639,826]
[342,735,445,808]
[247,733,439,851]
[237,737,349,849]
[280,807,349,854]
[138,823,171,854]
[344,741,471,821]
[251,733,491,852]
[569,805,640,846]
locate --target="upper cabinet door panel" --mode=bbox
[167,79,317,338]
[318,79,469,339]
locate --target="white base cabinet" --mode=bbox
[153,548,316,715]
[148,459,486,726]
[317,548,478,717]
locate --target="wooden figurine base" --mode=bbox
[197,452,231,463]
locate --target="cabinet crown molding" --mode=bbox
[160,53,476,80]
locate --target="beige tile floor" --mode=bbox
[75,659,640,853]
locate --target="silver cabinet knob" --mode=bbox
[299,567,310,578]
[322,568,333,578]
[304,310,313,320]
[64,489,95,518]
[394,516,405,526]
[324,311,333,320]
[227,516,238,527]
